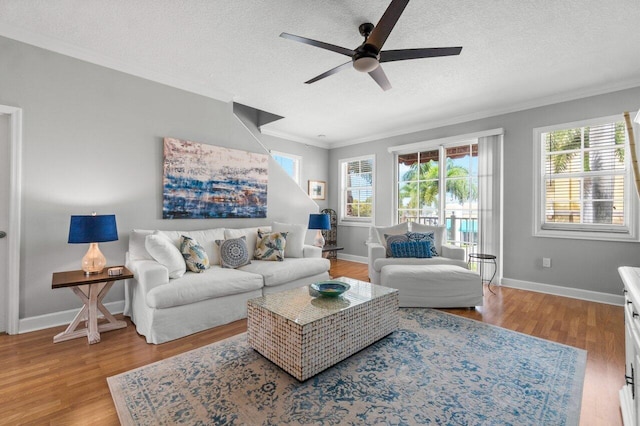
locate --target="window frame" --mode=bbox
[338,155,375,227]
[393,139,479,245]
[271,150,302,186]
[532,114,639,242]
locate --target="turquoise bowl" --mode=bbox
[310,281,350,297]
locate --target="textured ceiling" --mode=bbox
[1,0,639,147]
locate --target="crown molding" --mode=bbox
[2,22,638,150]
[274,78,640,149]
[259,126,332,149]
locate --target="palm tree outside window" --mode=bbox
[397,143,479,249]
[533,114,637,241]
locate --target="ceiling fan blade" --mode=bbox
[380,46,463,63]
[368,65,392,91]
[280,33,355,57]
[305,61,353,84]
[366,0,410,51]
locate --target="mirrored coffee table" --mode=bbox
[247,277,399,381]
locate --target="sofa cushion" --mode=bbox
[145,266,263,309]
[216,236,252,269]
[410,223,446,254]
[406,231,439,257]
[239,258,331,287]
[159,228,225,266]
[384,233,409,257]
[224,226,271,259]
[180,235,209,273]
[254,231,287,261]
[370,222,409,247]
[145,232,186,279]
[373,256,468,273]
[129,229,154,261]
[272,222,306,258]
[390,240,432,258]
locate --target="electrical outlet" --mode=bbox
[542,257,551,268]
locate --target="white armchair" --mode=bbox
[367,223,468,284]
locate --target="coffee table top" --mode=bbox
[248,277,397,326]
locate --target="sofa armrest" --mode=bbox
[368,242,386,263]
[303,245,322,258]
[440,244,466,261]
[126,258,170,293]
[367,242,386,281]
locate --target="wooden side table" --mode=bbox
[322,245,344,262]
[51,266,133,344]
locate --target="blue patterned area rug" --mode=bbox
[108,309,586,425]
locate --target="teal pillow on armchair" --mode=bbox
[390,240,432,258]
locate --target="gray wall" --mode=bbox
[260,133,330,211]
[329,87,640,295]
[233,103,329,211]
[0,36,326,319]
[2,31,638,323]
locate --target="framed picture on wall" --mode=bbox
[163,138,268,219]
[308,180,326,200]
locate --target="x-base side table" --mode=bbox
[52,266,133,344]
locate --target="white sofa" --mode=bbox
[367,222,468,283]
[124,225,330,344]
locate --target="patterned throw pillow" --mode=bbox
[215,236,251,269]
[384,233,409,257]
[180,235,210,273]
[254,230,288,261]
[390,240,432,258]
[406,232,439,257]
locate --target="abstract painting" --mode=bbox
[163,138,268,219]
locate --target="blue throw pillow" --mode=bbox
[390,240,433,258]
[406,231,439,257]
[384,233,410,257]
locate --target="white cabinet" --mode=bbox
[619,266,640,426]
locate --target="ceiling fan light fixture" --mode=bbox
[353,56,379,73]
[281,0,462,90]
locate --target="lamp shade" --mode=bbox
[308,213,330,230]
[68,214,118,244]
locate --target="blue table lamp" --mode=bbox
[68,213,118,275]
[308,213,330,248]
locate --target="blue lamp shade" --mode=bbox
[308,213,330,230]
[68,215,118,244]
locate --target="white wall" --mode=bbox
[0,36,326,319]
[329,86,640,296]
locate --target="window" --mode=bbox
[533,115,637,241]
[271,151,301,185]
[339,156,374,225]
[396,142,479,248]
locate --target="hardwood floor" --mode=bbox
[0,260,624,425]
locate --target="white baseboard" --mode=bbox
[15,275,622,334]
[335,254,624,306]
[335,255,623,305]
[337,253,367,264]
[501,278,624,306]
[18,300,125,334]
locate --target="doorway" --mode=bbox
[0,105,22,335]
[0,113,8,332]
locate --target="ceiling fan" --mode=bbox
[280,0,462,91]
